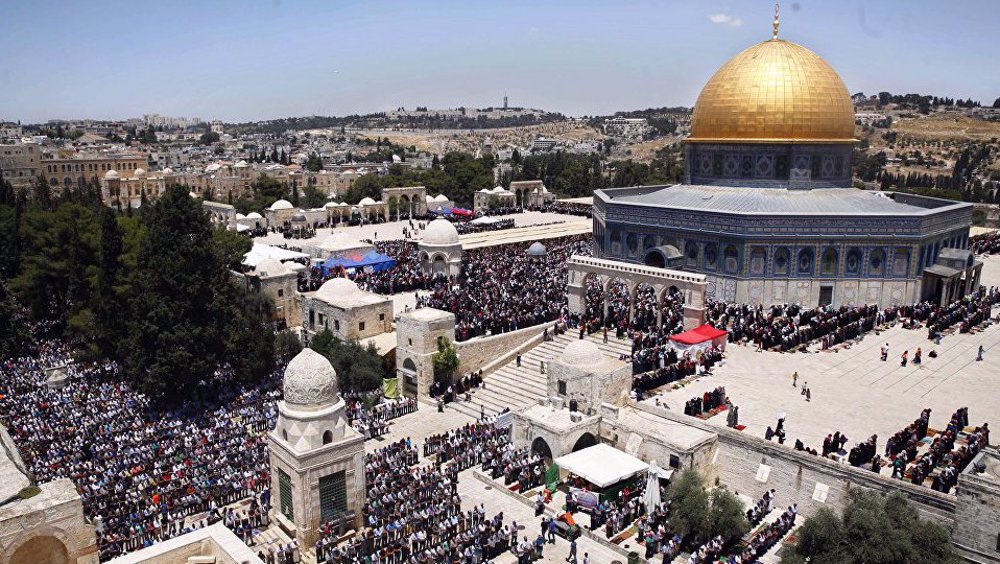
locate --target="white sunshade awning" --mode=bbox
[243,244,309,267]
[554,443,649,488]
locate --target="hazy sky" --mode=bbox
[2,0,997,123]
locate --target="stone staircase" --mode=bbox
[447,331,632,419]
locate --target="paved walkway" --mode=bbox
[645,254,1000,454]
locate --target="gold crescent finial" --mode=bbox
[772,2,780,40]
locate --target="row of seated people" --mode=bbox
[725,504,798,564]
[745,489,777,529]
[422,420,509,468]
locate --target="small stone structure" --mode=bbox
[248,258,303,329]
[953,448,1000,561]
[566,255,708,330]
[509,180,555,208]
[381,186,427,220]
[418,218,462,277]
[267,349,365,550]
[302,278,393,340]
[547,340,631,415]
[104,523,263,564]
[395,308,457,398]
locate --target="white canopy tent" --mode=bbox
[243,244,309,268]
[554,444,649,488]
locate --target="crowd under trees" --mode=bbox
[0,179,278,403]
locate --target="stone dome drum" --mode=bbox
[560,339,604,368]
[688,39,855,144]
[283,348,339,408]
[422,218,460,246]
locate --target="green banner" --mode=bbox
[545,463,560,492]
[382,377,399,399]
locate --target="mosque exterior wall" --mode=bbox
[684,143,854,189]
[592,197,972,308]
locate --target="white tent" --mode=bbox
[243,244,309,268]
[554,444,648,488]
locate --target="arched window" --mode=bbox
[704,243,718,270]
[869,249,885,276]
[626,233,639,256]
[685,242,699,267]
[821,247,838,276]
[845,248,862,276]
[282,429,288,441]
[723,245,739,274]
[797,248,814,276]
[323,430,333,445]
[892,248,910,277]
[749,247,766,276]
[773,247,790,275]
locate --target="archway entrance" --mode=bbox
[531,437,553,462]
[572,432,598,452]
[11,535,69,564]
[400,357,418,397]
[644,249,665,268]
[432,256,447,277]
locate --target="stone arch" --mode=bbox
[631,282,659,331]
[432,255,447,277]
[10,535,69,564]
[603,276,633,331]
[400,194,412,218]
[644,249,666,268]
[572,432,598,452]
[402,358,416,372]
[531,437,553,461]
[322,430,333,445]
[387,196,399,221]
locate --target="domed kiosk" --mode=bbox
[547,339,631,415]
[267,348,365,549]
[419,218,463,277]
[591,16,976,308]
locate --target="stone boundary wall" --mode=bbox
[632,402,958,527]
[456,322,549,378]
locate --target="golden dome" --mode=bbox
[688,39,856,144]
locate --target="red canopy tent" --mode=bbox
[669,324,727,351]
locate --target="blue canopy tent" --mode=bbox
[321,251,396,275]
[429,206,453,216]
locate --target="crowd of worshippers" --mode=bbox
[925,288,1000,336]
[452,217,516,234]
[429,371,484,407]
[683,386,727,417]
[419,234,593,340]
[344,395,417,440]
[0,342,282,560]
[0,333,429,560]
[632,348,724,394]
[847,434,879,468]
[422,420,513,472]
[483,447,545,493]
[745,489,778,529]
[636,500,675,560]
[970,231,1000,255]
[706,302,898,352]
[316,422,520,563]
[527,202,593,218]
[563,476,649,540]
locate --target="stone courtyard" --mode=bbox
[643,254,1000,461]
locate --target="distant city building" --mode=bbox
[602,117,652,139]
[0,142,41,189]
[210,120,224,135]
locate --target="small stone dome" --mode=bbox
[358,197,377,206]
[316,277,362,303]
[283,348,339,407]
[134,168,146,177]
[270,199,294,211]
[526,242,547,256]
[104,170,120,180]
[433,194,449,203]
[422,218,460,246]
[246,211,263,219]
[560,340,604,368]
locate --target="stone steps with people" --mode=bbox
[448,331,632,418]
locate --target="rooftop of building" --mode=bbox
[597,184,971,216]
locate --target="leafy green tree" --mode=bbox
[275,330,303,360]
[123,186,267,401]
[199,131,221,145]
[310,329,384,393]
[432,336,460,385]
[781,490,959,564]
[667,469,710,540]
[708,487,750,544]
[0,282,31,358]
[92,207,124,359]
